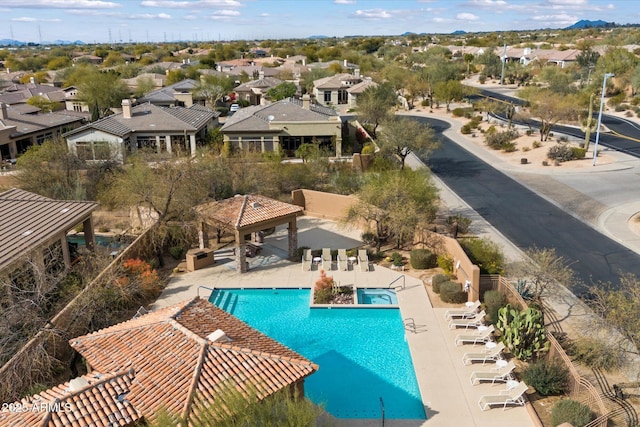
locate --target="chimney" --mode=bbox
[355,68,360,78]
[30,76,35,85]
[258,70,264,80]
[344,59,348,67]
[165,69,170,76]
[0,103,7,120]
[121,99,132,119]
[302,59,306,66]
[302,94,310,110]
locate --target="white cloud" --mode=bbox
[457,12,479,21]
[12,16,61,22]
[351,9,392,19]
[532,13,577,21]
[128,13,172,19]
[212,9,240,16]
[2,0,120,9]
[334,0,356,4]
[465,0,507,6]
[141,0,242,8]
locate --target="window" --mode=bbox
[324,91,332,103]
[72,102,83,112]
[36,132,53,145]
[76,142,93,160]
[338,89,348,104]
[75,141,113,161]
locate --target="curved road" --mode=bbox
[412,116,640,295]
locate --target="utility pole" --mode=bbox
[500,43,506,85]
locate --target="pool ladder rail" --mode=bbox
[387,275,406,291]
[404,317,428,333]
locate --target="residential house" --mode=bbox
[0,188,98,288]
[62,86,89,113]
[0,297,318,426]
[0,80,66,109]
[0,102,86,161]
[313,72,363,107]
[136,78,199,108]
[71,54,103,65]
[63,100,218,163]
[234,71,283,105]
[121,72,166,95]
[346,78,378,109]
[220,95,343,157]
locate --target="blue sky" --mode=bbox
[0,0,637,44]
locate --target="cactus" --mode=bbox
[496,304,549,361]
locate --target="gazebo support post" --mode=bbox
[287,219,298,261]
[235,230,248,273]
[198,220,209,249]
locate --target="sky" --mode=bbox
[0,0,638,44]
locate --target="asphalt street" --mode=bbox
[413,116,640,295]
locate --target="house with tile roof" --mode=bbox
[0,188,98,288]
[0,297,318,426]
[0,102,86,162]
[220,95,343,157]
[0,80,66,109]
[233,71,284,106]
[63,100,218,163]
[313,71,364,107]
[136,78,199,108]
[346,78,378,109]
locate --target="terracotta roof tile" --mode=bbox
[193,194,302,231]
[63,297,316,424]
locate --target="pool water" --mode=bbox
[357,288,399,305]
[210,288,425,420]
[67,234,122,248]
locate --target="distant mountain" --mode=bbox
[0,39,26,46]
[308,35,329,39]
[451,30,467,35]
[566,19,612,29]
[42,40,85,45]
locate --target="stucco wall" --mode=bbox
[291,189,357,221]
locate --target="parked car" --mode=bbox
[230,103,240,112]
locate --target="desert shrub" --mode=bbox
[522,360,569,396]
[479,74,487,84]
[446,214,471,235]
[486,125,497,135]
[461,124,473,134]
[485,129,519,150]
[431,273,450,293]
[452,107,465,117]
[522,146,530,152]
[608,92,625,107]
[98,226,110,233]
[436,254,453,274]
[361,232,376,245]
[421,99,429,107]
[440,281,467,303]
[502,141,517,152]
[460,237,505,274]
[571,147,586,159]
[390,252,403,266]
[410,249,437,269]
[469,116,482,127]
[168,246,185,260]
[483,290,506,324]
[532,141,542,149]
[631,96,640,106]
[551,399,593,427]
[361,143,375,155]
[570,338,622,371]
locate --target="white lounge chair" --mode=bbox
[445,300,481,319]
[337,249,348,271]
[448,310,486,329]
[301,249,312,271]
[322,248,332,270]
[470,359,516,385]
[358,249,369,272]
[478,381,529,410]
[455,325,495,346]
[462,341,506,365]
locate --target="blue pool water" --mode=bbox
[357,288,399,305]
[210,288,425,420]
[67,234,122,248]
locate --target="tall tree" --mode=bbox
[376,117,438,170]
[193,74,233,108]
[266,82,297,101]
[72,67,129,119]
[520,88,578,141]
[356,82,396,138]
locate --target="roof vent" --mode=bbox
[207,329,232,343]
[69,377,90,392]
[22,230,32,236]
[250,201,262,209]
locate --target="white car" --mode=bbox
[230,103,240,112]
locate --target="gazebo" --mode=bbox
[194,194,303,273]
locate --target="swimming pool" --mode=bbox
[67,234,123,248]
[357,288,398,305]
[210,288,425,420]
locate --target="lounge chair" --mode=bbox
[358,249,369,272]
[337,249,348,271]
[448,310,486,329]
[444,300,481,319]
[322,248,333,270]
[478,381,529,410]
[301,249,312,271]
[455,325,495,346]
[462,341,506,365]
[470,359,516,385]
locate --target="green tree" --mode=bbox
[133,76,156,98]
[26,95,57,113]
[70,67,129,119]
[477,48,502,78]
[356,82,396,138]
[376,117,438,170]
[347,169,439,250]
[193,74,233,108]
[266,81,297,101]
[520,88,579,141]
[46,56,70,70]
[434,80,467,111]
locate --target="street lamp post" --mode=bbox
[593,72,614,166]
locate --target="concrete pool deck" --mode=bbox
[152,217,535,427]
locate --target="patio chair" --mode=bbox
[322,248,333,270]
[358,249,369,272]
[444,300,481,319]
[337,249,348,271]
[462,341,506,365]
[470,359,516,385]
[448,310,486,329]
[301,249,312,271]
[478,381,529,411]
[455,324,495,346]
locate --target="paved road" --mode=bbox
[412,116,640,294]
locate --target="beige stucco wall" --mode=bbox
[291,189,357,221]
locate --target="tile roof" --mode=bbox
[67,297,316,424]
[220,97,337,133]
[63,103,217,138]
[313,73,362,89]
[0,107,85,138]
[194,194,303,230]
[136,78,198,104]
[234,76,283,92]
[1,370,142,427]
[348,79,378,94]
[0,188,98,273]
